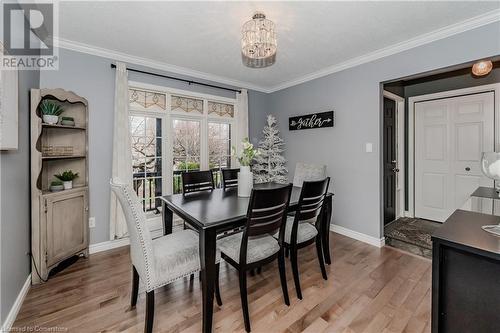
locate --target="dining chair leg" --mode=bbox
[145,290,155,333]
[239,270,251,332]
[322,197,333,265]
[290,246,302,300]
[285,247,289,258]
[215,263,223,306]
[315,238,328,280]
[131,266,139,308]
[277,249,290,306]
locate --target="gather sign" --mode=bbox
[289,111,334,131]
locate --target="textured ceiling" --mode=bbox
[58,1,500,91]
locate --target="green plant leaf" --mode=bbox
[40,100,64,116]
[54,170,79,181]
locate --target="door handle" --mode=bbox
[465,167,471,171]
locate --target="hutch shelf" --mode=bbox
[30,88,89,284]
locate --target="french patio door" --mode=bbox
[415,92,494,222]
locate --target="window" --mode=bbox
[129,84,237,204]
[171,95,203,114]
[208,101,234,118]
[172,119,201,193]
[129,88,166,111]
[130,115,163,218]
[208,122,232,187]
[129,88,167,224]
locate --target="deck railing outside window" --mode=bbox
[133,169,227,214]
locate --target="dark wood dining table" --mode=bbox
[160,183,333,333]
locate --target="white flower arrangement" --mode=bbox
[232,138,260,166]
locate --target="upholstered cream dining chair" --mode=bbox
[110,178,221,333]
[292,162,327,187]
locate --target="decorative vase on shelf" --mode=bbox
[42,115,59,125]
[481,152,500,195]
[50,184,64,192]
[63,181,73,190]
[238,165,253,197]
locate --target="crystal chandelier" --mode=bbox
[241,12,277,68]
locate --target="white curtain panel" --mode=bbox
[109,62,133,239]
[236,88,249,162]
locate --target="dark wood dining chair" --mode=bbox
[221,168,239,189]
[278,178,330,300]
[216,184,293,332]
[181,170,215,247]
[181,170,214,194]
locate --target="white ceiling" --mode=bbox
[58,1,500,92]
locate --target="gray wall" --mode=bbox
[0,2,41,323]
[248,91,271,143]
[250,22,500,240]
[40,48,264,244]
[0,68,40,324]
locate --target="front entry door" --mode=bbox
[415,92,494,222]
[383,97,397,224]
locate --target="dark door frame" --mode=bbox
[381,90,405,227]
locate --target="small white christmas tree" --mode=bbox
[253,115,288,183]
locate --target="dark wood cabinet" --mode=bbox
[432,210,500,333]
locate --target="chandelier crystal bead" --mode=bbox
[241,12,277,68]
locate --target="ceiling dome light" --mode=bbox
[241,12,277,68]
[472,60,493,76]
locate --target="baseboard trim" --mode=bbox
[330,224,385,248]
[89,228,164,254]
[1,275,31,331]
[89,237,130,254]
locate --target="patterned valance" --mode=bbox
[171,95,203,114]
[208,101,234,118]
[129,88,166,110]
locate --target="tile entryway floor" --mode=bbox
[384,217,441,258]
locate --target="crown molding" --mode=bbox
[56,38,272,93]
[268,9,500,92]
[56,9,499,94]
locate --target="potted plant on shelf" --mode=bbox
[60,116,75,126]
[232,138,259,197]
[40,100,64,125]
[54,170,79,190]
[49,180,64,192]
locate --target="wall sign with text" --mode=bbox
[289,111,334,131]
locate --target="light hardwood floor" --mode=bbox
[14,233,431,333]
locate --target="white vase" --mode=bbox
[63,181,73,190]
[42,115,59,124]
[238,166,253,197]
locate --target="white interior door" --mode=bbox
[415,92,494,222]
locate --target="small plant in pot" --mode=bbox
[60,116,75,126]
[40,100,64,125]
[49,180,64,192]
[54,170,79,190]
